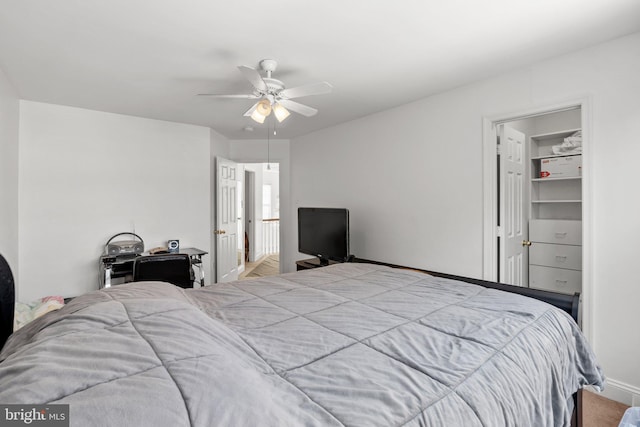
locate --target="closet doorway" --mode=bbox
[497,108,582,291]
[482,99,591,333]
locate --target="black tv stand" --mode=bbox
[296,258,341,271]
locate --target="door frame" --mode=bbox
[482,97,593,341]
[244,169,256,262]
[237,167,245,275]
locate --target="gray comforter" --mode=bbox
[0,263,603,426]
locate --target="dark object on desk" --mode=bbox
[167,239,180,253]
[133,254,193,288]
[0,253,15,349]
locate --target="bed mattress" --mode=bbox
[0,263,604,426]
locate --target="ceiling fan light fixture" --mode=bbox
[201,59,333,124]
[250,109,266,124]
[256,99,272,116]
[250,99,272,123]
[273,103,290,122]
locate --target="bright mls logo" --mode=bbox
[0,405,69,426]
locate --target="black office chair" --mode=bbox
[0,253,16,349]
[132,254,193,289]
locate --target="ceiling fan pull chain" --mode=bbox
[267,120,271,170]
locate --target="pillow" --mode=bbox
[14,296,64,331]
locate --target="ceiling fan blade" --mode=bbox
[197,93,258,99]
[243,102,259,117]
[279,81,333,99]
[277,99,318,117]
[238,65,268,92]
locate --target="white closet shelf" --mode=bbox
[531,153,582,160]
[531,200,582,204]
[529,128,582,140]
[531,177,582,182]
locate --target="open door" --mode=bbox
[499,125,528,286]
[215,157,239,282]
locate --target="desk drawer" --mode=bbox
[530,220,582,245]
[530,243,582,271]
[529,265,581,294]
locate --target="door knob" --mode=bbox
[213,230,226,235]
[522,240,532,246]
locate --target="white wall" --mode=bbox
[0,67,20,281]
[18,101,212,300]
[289,32,640,403]
[262,165,280,219]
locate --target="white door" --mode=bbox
[215,157,239,282]
[499,125,528,286]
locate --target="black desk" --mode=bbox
[99,247,208,289]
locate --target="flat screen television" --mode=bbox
[298,207,349,265]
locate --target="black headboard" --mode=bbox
[352,258,580,323]
[0,254,15,349]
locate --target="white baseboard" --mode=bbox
[595,378,640,406]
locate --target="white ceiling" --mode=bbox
[1,0,639,140]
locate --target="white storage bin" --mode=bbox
[539,155,582,178]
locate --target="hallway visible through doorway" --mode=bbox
[240,254,280,279]
[237,163,280,277]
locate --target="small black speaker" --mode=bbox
[167,239,180,253]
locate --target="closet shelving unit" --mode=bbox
[530,129,582,219]
[528,128,582,294]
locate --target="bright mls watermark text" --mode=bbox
[1,405,69,426]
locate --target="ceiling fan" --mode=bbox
[198,59,332,124]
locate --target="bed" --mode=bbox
[0,260,603,426]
